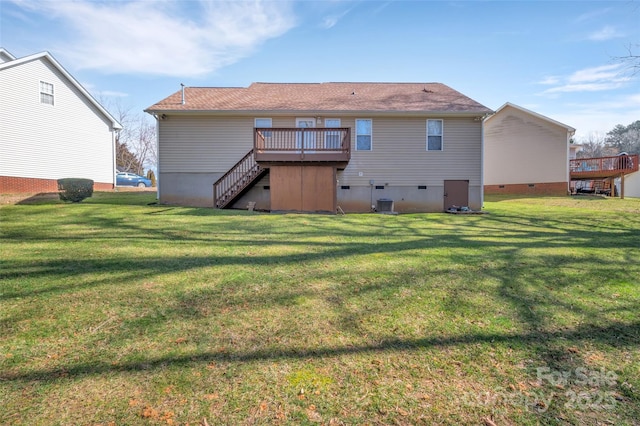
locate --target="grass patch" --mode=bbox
[1,192,639,424]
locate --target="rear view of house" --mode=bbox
[0,48,121,193]
[484,103,575,196]
[145,82,492,213]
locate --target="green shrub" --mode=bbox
[57,178,94,202]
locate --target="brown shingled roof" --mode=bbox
[145,82,491,114]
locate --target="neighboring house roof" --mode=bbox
[0,48,16,63]
[486,102,575,134]
[0,48,122,130]
[145,82,492,115]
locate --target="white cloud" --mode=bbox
[553,93,640,139]
[544,81,629,94]
[574,8,611,23]
[567,92,640,113]
[13,0,296,77]
[320,9,351,29]
[540,64,630,95]
[96,90,130,98]
[81,81,129,98]
[568,64,622,83]
[587,25,624,41]
[537,76,560,85]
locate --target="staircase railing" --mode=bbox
[213,149,266,209]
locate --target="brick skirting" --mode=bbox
[484,182,569,196]
[1,176,113,193]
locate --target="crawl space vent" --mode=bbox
[377,198,394,213]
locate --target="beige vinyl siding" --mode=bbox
[0,58,115,184]
[157,114,482,209]
[341,117,482,186]
[159,116,331,173]
[484,105,569,185]
[159,116,255,173]
[160,115,481,182]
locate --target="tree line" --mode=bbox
[575,120,640,158]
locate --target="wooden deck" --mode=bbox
[570,154,638,179]
[254,128,351,166]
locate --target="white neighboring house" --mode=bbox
[619,171,640,198]
[0,48,121,193]
[484,102,575,196]
[569,143,583,160]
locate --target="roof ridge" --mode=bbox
[249,81,443,85]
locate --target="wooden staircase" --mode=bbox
[213,149,268,209]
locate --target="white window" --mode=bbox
[40,81,54,105]
[255,118,272,137]
[324,118,341,149]
[427,119,443,151]
[296,118,316,150]
[356,119,372,151]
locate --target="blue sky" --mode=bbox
[1,0,639,139]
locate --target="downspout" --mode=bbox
[112,128,119,189]
[566,130,575,195]
[480,116,486,209]
[155,115,160,201]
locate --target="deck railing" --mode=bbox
[254,127,351,163]
[213,149,266,209]
[570,154,639,178]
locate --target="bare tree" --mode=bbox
[99,97,157,175]
[615,43,640,76]
[127,114,157,175]
[576,131,616,158]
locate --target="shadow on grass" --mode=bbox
[2,320,638,383]
[1,226,637,300]
[12,193,60,205]
[2,197,640,412]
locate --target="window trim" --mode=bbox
[255,117,272,137]
[324,118,341,149]
[355,118,372,151]
[40,81,54,106]
[427,119,443,151]
[254,117,272,127]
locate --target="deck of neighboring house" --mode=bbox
[570,154,638,198]
[570,154,638,179]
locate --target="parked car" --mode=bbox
[116,172,152,187]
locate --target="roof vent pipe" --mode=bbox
[180,83,185,105]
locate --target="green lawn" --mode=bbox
[1,193,639,425]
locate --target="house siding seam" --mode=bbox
[0,58,115,186]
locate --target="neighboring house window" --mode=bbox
[255,118,272,137]
[356,119,372,151]
[40,81,54,105]
[324,118,341,149]
[427,119,443,151]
